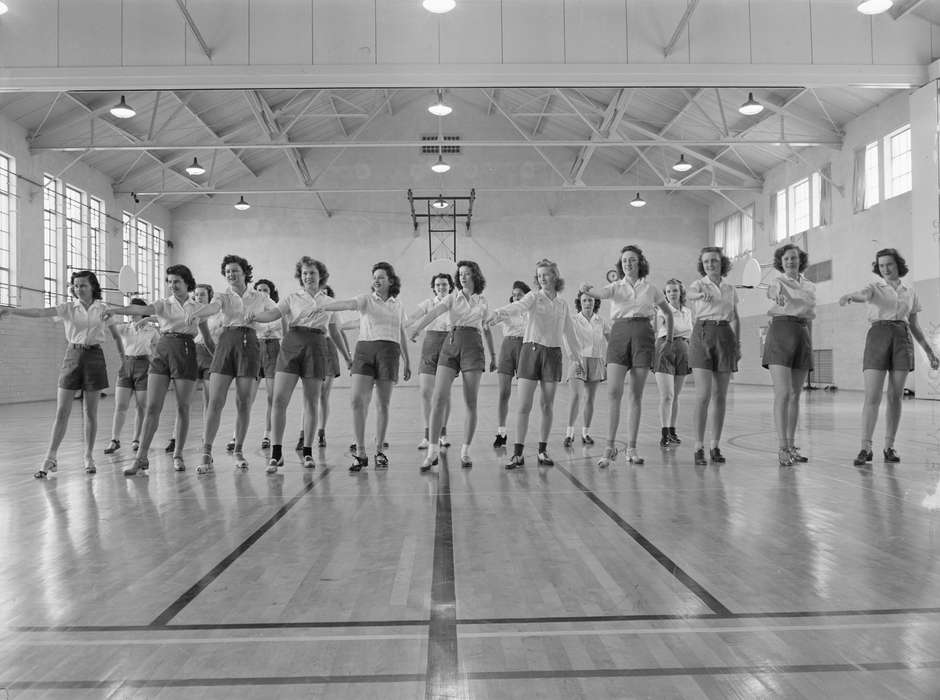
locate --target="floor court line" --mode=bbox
[148,466,332,626]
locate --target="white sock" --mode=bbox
[565,426,574,438]
[461,444,470,458]
[710,440,719,450]
[582,427,590,438]
[498,426,506,436]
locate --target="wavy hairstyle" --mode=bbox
[574,292,601,313]
[773,244,809,273]
[455,260,486,294]
[615,245,650,280]
[254,278,279,303]
[872,248,909,278]
[166,264,196,292]
[373,261,402,298]
[430,273,455,293]
[194,283,214,303]
[533,259,565,292]
[70,270,102,300]
[696,246,733,278]
[510,280,531,302]
[663,278,687,309]
[220,254,253,283]
[294,257,328,286]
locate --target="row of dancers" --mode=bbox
[2,244,937,479]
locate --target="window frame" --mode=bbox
[0,152,14,306]
[123,211,166,300]
[884,124,912,200]
[713,204,754,258]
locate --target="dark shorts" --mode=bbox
[276,327,327,379]
[654,336,692,375]
[59,344,109,392]
[150,334,198,381]
[420,330,449,375]
[351,340,401,382]
[690,320,738,373]
[437,328,486,374]
[571,356,606,382]
[497,336,524,376]
[606,318,655,369]
[259,338,281,379]
[195,343,213,380]
[863,321,914,372]
[762,316,813,370]
[211,327,261,378]
[116,355,150,390]
[517,342,563,382]
[325,337,341,378]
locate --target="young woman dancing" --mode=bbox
[410,261,497,470]
[653,279,692,448]
[564,292,609,448]
[493,281,530,448]
[763,244,816,466]
[839,248,939,465]
[319,262,412,471]
[490,260,582,468]
[580,245,673,467]
[0,271,117,477]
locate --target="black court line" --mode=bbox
[149,467,331,627]
[555,464,732,616]
[425,453,460,699]
[5,659,940,690]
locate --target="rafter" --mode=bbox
[664,0,700,57]
[569,89,631,184]
[169,91,259,178]
[245,90,312,188]
[890,0,925,20]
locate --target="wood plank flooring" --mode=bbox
[1,380,939,698]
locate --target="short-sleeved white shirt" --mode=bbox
[115,322,160,356]
[499,312,527,338]
[605,278,666,319]
[214,287,277,329]
[416,296,451,332]
[195,314,223,347]
[657,305,693,339]
[356,292,405,343]
[861,277,922,322]
[55,299,115,345]
[496,290,571,348]
[440,291,489,332]
[688,276,738,322]
[152,295,201,335]
[570,313,608,358]
[766,274,816,320]
[278,289,332,331]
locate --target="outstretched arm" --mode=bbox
[319,298,359,313]
[0,306,59,319]
[656,300,674,343]
[577,282,613,300]
[409,301,449,341]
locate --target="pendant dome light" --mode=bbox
[109,95,136,119]
[431,154,451,173]
[431,196,450,209]
[423,0,456,13]
[234,196,251,211]
[428,89,453,117]
[856,0,892,14]
[738,92,764,116]
[629,192,646,208]
[672,154,693,173]
[185,157,206,176]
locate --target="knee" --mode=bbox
[608,386,624,402]
[177,403,191,419]
[273,394,290,411]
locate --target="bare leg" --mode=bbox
[300,377,323,447]
[137,373,171,457]
[769,364,793,449]
[582,380,599,430]
[318,375,333,432]
[460,371,483,445]
[538,380,558,442]
[624,367,649,448]
[80,391,100,460]
[567,377,582,429]
[373,379,394,451]
[109,386,133,440]
[233,377,257,447]
[884,369,909,448]
[271,371,300,445]
[171,379,196,454]
[787,368,808,447]
[131,389,147,442]
[605,363,629,449]
[692,368,713,449]
[203,373,235,449]
[350,374,375,455]
[709,371,732,446]
[428,366,458,447]
[514,378,539,447]
[861,369,887,449]
[45,388,76,460]
[420,372,435,433]
[655,372,674,428]
[263,377,275,435]
[671,375,686,426]
[497,372,513,427]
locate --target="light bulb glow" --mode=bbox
[857,0,892,14]
[738,92,764,116]
[423,0,456,13]
[185,158,206,176]
[234,196,250,211]
[110,95,136,119]
[431,197,450,209]
[672,155,693,173]
[431,155,451,173]
[0,3,9,16]
[630,192,646,208]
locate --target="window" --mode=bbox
[42,175,59,306]
[864,141,879,209]
[0,153,13,306]
[713,205,754,258]
[884,125,912,199]
[123,213,165,300]
[774,172,823,241]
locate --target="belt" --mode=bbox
[696,319,730,326]
[506,335,524,341]
[163,331,195,339]
[615,316,651,322]
[224,325,256,332]
[660,336,688,341]
[872,320,908,326]
[289,326,324,334]
[69,343,100,350]
[125,354,149,360]
[261,336,281,341]
[452,325,480,332]
[772,315,808,325]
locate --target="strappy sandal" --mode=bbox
[261,436,271,449]
[597,447,618,468]
[34,457,56,479]
[131,440,140,452]
[349,454,369,472]
[420,454,439,472]
[374,452,389,469]
[196,453,214,475]
[103,439,120,455]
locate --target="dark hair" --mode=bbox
[430,273,455,293]
[166,264,196,292]
[510,280,531,302]
[323,284,335,298]
[130,297,147,307]
[373,261,401,298]
[533,259,565,292]
[615,245,650,280]
[195,283,214,302]
[455,260,486,294]
[773,244,809,273]
[574,292,601,313]
[872,248,909,278]
[295,256,329,286]
[254,278,279,303]
[696,246,733,278]
[663,278,687,309]
[220,254,253,283]
[70,270,102,300]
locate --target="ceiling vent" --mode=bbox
[421,135,461,155]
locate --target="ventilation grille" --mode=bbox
[421,135,461,154]
[804,259,832,283]
[812,349,834,384]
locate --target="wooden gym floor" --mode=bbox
[0,380,939,699]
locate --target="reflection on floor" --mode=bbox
[1,383,939,698]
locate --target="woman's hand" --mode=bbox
[403,367,412,382]
[838,294,852,306]
[489,358,497,372]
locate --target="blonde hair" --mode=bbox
[533,258,565,292]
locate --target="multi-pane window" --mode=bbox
[774,172,822,241]
[0,153,13,306]
[864,141,880,209]
[123,212,165,300]
[713,205,754,258]
[42,175,59,305]
[885,125,912,199]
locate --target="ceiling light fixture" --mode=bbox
[738,92,764,116]
[422,0,456,13]
[428,89,453,117]
[856,0,893,14]
[431,195,450,209]
[185,157,206,176]
[672,154,693,173]
[431,154,451,174]
[0,3,9,16]
[234,196,250,211]
[109,95,136,119]
[629,192,646,208]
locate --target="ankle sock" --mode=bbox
[661,427,670,438]
[565,426,573,438]
[271,445,283,461]
[582,427,590,438]
[538,441,547,453]
[424,427,429,439]
[513,443,524,457]
[302,446,313,458]
[498,426,507,436]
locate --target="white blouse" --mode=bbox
[278,289,332,331]
[861,277,922,322]
[55,299,114,345]
[356,292,405,343]
[569,313,608,358]
[766,274,816,320]
[688,276,738,322]
[495,290,572,348]
[657,305,692,339]
[439,291,490,332]
[605,277,666,319]
[152,295,202,335]
[416,296,451,332]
